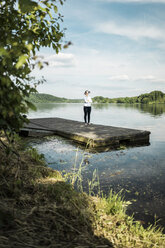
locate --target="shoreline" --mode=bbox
[1,136,164,247]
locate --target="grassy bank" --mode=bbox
[0,137,165,247]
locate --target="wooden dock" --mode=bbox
[21,117,150,148]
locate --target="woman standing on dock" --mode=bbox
[84,90,92,125]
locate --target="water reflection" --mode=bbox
[93,103,110,110]
[118,103,165,117]
[137,104,165,116]
[29,102,68,111]
[29,102,165,120]
[93,103,165,117]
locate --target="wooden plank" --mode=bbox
[22,117,150,148]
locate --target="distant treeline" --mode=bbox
[29,91,165,104]
[29,93,83,103]
[92,91,165,104]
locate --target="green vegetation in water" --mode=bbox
[93,90,165,104]
[0,136,165,247]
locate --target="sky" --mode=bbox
[33,0,165,99]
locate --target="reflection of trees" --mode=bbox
[30,103,68,112]
[93,103,165,116]
[134,104,165,116]
[30,102,165,117]
[93,103,110,109]
[115,103,165,116]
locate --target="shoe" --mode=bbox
[88,123,91,125]
[85,123,88,126]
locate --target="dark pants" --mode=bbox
[84,106,91,123]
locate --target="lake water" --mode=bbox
[27,103,165,230]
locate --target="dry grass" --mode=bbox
[0,139,112,248]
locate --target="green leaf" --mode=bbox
[25,101,37,111]
[16,55,28,69]
[0,47,9,57]
[48,11,53,19]
[19,0,38,13]
[54,5,58,13]
[25,44,33,51]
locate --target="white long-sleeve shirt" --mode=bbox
[84,95,92,107]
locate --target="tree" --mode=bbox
[0,0,65,140]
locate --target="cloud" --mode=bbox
[135,75,165,82]
[135,75,155,81]
[108,74,165,83]
[39,53,77,68]
[97,21,165,41]
[108,75,130,81]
